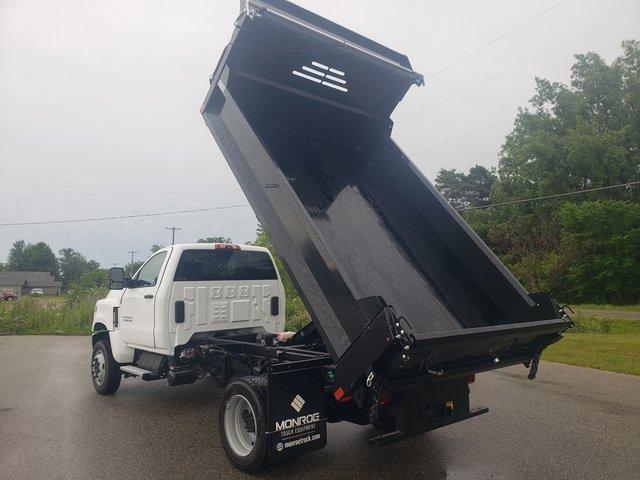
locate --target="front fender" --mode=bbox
[92,292,134,363]
[92,291,121,331]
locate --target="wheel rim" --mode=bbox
[224,394,257,457]
[92,350,106,385]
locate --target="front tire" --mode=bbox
[91,340,121,395]
[219,376,268,473]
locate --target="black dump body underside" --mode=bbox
[202,0,571,379]
[254,124,505,333]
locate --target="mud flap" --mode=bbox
[266,365,327,462]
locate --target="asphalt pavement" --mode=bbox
[1,336,639,479]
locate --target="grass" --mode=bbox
[0,288,105,335]
[567,303,640,312]
[567,316,640,334]
[0,286,310,336]
[543,316,640,376]
[544,333,640,376]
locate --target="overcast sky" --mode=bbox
[1,0,638,267]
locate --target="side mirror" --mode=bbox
[108,267,125,290]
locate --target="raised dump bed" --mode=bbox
[202,0,571,382]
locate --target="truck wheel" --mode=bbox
[91,340,121,395]
[219,376,268,472]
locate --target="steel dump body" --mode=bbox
[202,0,571,371]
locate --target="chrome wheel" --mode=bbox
[92,350,106,385]
[224,394,257,457]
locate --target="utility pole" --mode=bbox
[166,226,182,245]
[127,250,137,276]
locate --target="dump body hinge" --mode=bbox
[333,307,396,396]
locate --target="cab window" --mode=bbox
[132,251,167,288]
[174,249,277,281]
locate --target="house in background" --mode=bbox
[0,271,62,296]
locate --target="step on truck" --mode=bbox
[91,0,573,472]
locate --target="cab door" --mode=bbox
[119,251,168,348]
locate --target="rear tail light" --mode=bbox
[333,386,353,403]
[466,374,476,384]
[214,243,241,250]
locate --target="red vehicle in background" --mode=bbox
[0,291,18,301]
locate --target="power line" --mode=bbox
[0,204,251,227]
[410,117,515,156]
[457,181,640,211]
[430,0,569,79]
[398,5,640,123]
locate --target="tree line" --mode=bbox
[435,40,640,304]
[0,236,234,291]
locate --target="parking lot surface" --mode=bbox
[1,336,639,479]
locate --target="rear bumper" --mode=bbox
[395,317,572,382]
[334,307,572,394]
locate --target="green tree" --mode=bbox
[197,236,232,243]
[23,242,59,277]
[58,248,100,289]
[7,240,59,276]
[556,201,640,303]
[251,226,310,330]
[495,40,640,202]
[73,268,109,290]
[442,41,640,304]
[435,165,496,210]
[7,240,27,270]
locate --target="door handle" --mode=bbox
[144,294,154,299]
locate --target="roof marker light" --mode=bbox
[214,243,241,250]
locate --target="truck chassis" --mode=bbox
[91,302,549,472]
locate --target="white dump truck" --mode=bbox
[91,242,285,393]
[91,0,572,473]
[91,242,295,471]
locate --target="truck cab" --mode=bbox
[91,243,285,367]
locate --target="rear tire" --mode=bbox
[219,376,268,473]
[91,340,121,395]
